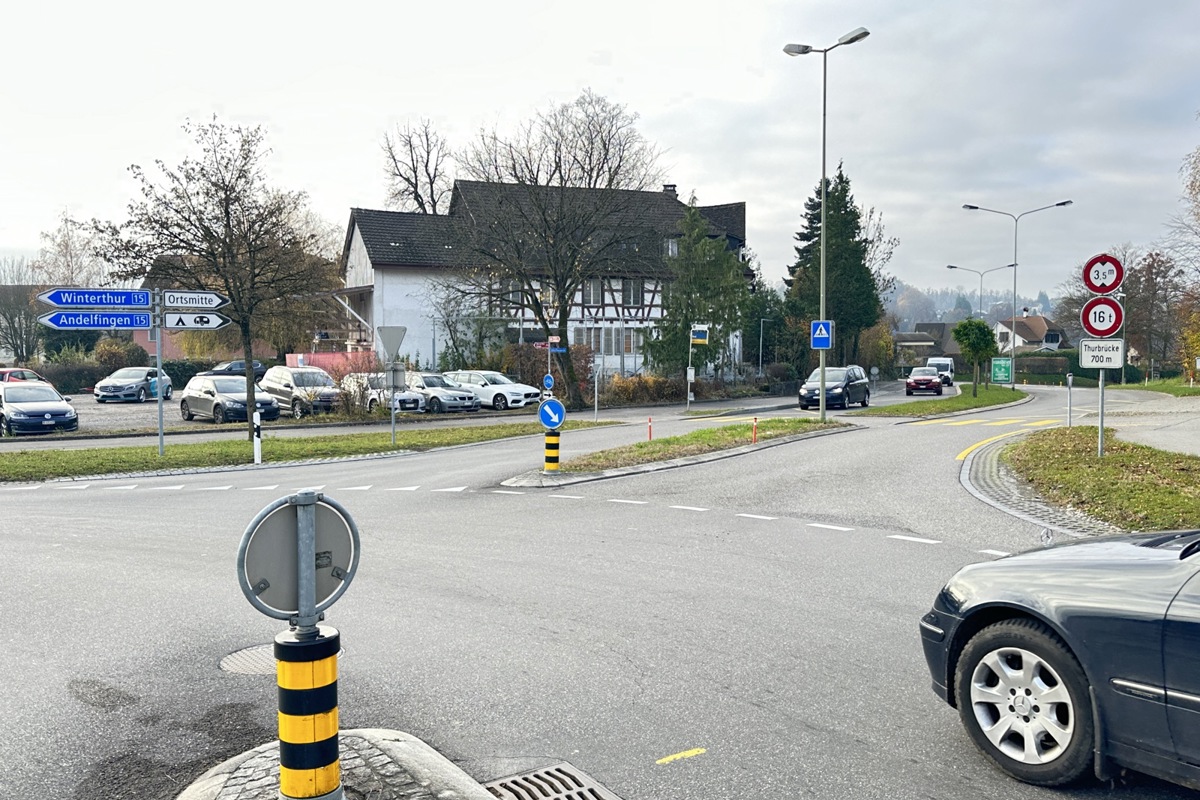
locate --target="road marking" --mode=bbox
[738,513,777,520]
[492,490,524,495]
[59,484,90,489]
[609,499,648,504]
[341,485,373,491]
[244,484,280,491]
[294,485,326,491]
[910,420,941,426]
[387,486,420,491]
[197,485,232,491]
[431,486,467,492]
[980,549,1011,557]
[889,534,941,544]
[670,505,709,512]
[983,419,1023,426]
[808,523,853,531]
[945,419,985,426]
[149,485,184,491]
[107,485,138,490]
[956,430,1022,461]
[656,747,706,765]
[1022,420,1060,427]
[550,494,584,499]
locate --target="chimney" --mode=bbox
[663,184,678,199]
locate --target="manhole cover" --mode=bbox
[220,643,346,675]
[484,761,623,799]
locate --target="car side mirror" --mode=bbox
[283,382,292,389]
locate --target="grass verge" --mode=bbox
[0,420,614,482]
[1004,426,1200,531]
[848,384,1027,417]
[1108,378,1200,397]
[561,417,842,472]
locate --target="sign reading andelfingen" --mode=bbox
[38,311,152,330]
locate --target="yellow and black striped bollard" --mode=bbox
[544,430,560,472]
[276,626,341,799]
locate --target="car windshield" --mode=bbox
[294,371,334,388]
[109,368,147,380]
[808,369,847,382]
[211,378,248,393]
[5,385,61,403]
[912,368,938,377]
[482,372,514,384]
[422,375,451,388]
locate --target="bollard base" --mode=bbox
[280,786,342,800]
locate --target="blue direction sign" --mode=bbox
[38,288,151,308]
[810,320,834,350]
[538,397,566,430]
[543,373,554,391]
[39,311,151,330]
[550,346,567,353]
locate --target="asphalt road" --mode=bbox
[2,383,1196,799]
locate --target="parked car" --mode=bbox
[798,365,869,409]
[444,370,541,410]
[0,381,78,436]
[906,366,944,396]
[94,367,172,403]
[0,367,49,383]
[259,365,341,418]
[179,375,281,423]
[405,372,481,413]
[340,373,425,413]
[201,359,267,381]
[919,531,1200,790]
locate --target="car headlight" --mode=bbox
[65,408,77,419]
[227,401,246,408]
[832,387,844,393]
[8,408,29,418]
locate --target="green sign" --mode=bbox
[991,357,1012,383]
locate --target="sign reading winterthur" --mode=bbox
[37,288,152,308]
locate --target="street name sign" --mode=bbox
[163,312,231,330]
[1080,338,1126,369]
[38,311,151,330]
[1082,253,1124,295]
[38,288,151,308]
[1080,296,1124,338]
[162,289,229,309]
[810,320,833,350]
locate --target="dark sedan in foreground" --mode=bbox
[179,375,281,423]
[0,381,78,436]
[919,531,1200,790]
[797,365,869,410]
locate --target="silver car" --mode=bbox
[94,367,173,403]
[341,373,425,413]
[405,372,481,413]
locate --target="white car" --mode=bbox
[444,370,541,410]
[405,372,481,413]
[341,373,425,413]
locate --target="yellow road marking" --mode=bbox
[1022,420,1060,427]
[945,419,985,426]
[910,419,942,425]
[983,419,1023,426]
[656,748,707,765]
[956,431,1023,461]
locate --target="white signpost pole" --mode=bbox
[154,289,165,457]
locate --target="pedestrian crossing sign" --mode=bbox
[810,320,833,350]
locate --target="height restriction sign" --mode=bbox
[1082,253,1124,295]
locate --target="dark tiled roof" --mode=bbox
[697,202,746,243]
[347,208,477,268]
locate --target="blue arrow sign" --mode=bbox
[538,397,566,430]
[38,311,152,330]
[38,288,151,308]
[810,320,834,350]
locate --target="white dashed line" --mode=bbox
[550,494,584,499]
[294,485,326,492]
[889,534,941,545]
[59,484,90,490]
[107,485,138,490]
[431,486,466,493]
[245,485,280,491]
[148,485,184,491]
[492,490,525,495]
[808,523,853,531]
[737,514,777,520]
[979,549,1011,557]
[0,485,41,491]
[670,505,709,512]
[608,499,649,505]
[386,486,420,491]
[197,486,232,491]
[341,485,373,491]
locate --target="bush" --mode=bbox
[93,337,149,371]
[601,374,684,405]
[37,362,111,394]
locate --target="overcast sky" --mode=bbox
[3,0,1198,303]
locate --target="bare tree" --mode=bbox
[90,118,340,437]
[0,257,43,365]
[382,119,453,214]
[32,210,110,287]
[861,205,898,301]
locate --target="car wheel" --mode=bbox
[180,401,194,421]
[493,394,508,411]
[165,385,173,400]
[954,619,1093,787]
[96,398,105,403]
[429,397,443,414]
[213,405,225,424]
[368,398,378,413]
[936,387,943,395]
[291,399,304,419]
[861,391,870,408]
[0,417,10,437]
[906,389,913,396]
[137,387,147,403]
[799,403,809,410]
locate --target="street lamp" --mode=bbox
[785,26,870,422]
[945,263,1015,319]
[758,318,772,377]
[962,201,1073,389]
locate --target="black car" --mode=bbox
[919,531,1200,790]
[798,365,870,409]
[203,359,267,381]
[0,381,78,436]
[179,375,281,423]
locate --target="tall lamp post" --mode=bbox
[962,201,1073,390]
[785,26,870,422]
[758,318,772,377]
[945,263,1015,319]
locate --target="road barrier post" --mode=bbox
[276,627,342,799]
[253,410,263,464]
[648,417,653,441]
[544,431,560,472]
[753,417,758,444]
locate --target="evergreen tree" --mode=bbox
[786,164,882,365]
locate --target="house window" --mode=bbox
[624,328,644,354]
[998,331,1009,344]
[501,280,522,309]
[664,238,679,258]
[621,279,644,308]
[582,278,603,306]
[1044,332,1059,344]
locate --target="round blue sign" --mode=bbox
[538,398,566,430]
[543,373,554,391]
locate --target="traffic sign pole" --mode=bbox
[1080,253,1125,458]
[155,290,165,457]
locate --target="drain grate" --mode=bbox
[483,762,623,800]
[220,643,346,675]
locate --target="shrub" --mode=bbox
[93,337,149,371]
